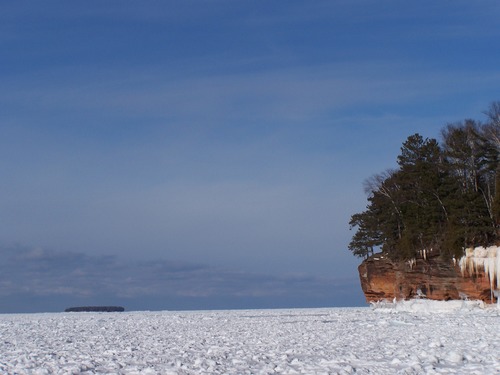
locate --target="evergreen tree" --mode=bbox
[349,103,500,261]
[441,121,496,247]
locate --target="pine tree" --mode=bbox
[349,102,500,261]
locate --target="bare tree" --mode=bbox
[482,101,500,148]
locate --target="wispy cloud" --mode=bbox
[0,245,361,312]
[3,63,500,127]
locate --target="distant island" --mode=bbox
[349,101,500,304]
[65,306,125,312]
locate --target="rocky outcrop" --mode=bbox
[358,251,498,304]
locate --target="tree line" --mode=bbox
[349,102,500,260]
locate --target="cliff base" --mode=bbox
[358,254,497,304]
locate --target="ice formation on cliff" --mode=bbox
[459,246,500,299]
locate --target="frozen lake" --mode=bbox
[1,301,499,374]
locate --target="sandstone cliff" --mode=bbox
[358,248,499,304]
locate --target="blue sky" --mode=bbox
[1,1,499,313]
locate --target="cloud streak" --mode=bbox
[0,245,362,312]
[3,63,500,127]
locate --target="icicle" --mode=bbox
[407,258,416,270]
[417,249,428,260]
[458,246,500,301]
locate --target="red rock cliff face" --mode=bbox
[358,254,496,304]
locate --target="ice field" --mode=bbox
[0,301,499,374]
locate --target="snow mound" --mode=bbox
[371,299,486,313]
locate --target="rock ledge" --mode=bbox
[358,253,497,304]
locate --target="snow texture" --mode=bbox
[0,303,499,374]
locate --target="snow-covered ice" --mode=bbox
[0,302,499,374]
